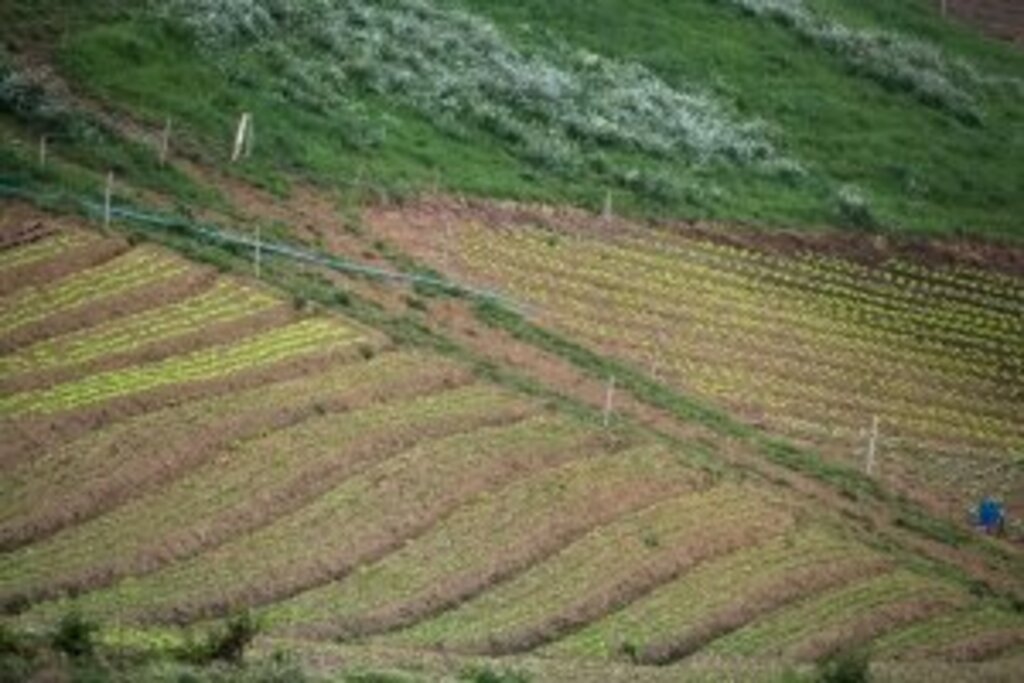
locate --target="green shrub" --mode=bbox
[459,665,531,683]
[52,611,99,659]
[817,650,871,683]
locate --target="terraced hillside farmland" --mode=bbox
[373,207,1024,525]
[3,212,1023,681]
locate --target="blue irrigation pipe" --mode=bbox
[0,180,523,310]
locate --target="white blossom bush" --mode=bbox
[723,0,983,122]
[155,0,781,172]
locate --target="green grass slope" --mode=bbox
[2,0,1023,238]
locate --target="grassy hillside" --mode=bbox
[2,0,1023,237]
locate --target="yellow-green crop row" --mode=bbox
[0,351,468,543]
[380,484,791,652]
[0,280,281,378]
[18,409,598,628]
[455,223,1024,488]
[871,606,1024,659]
[0,231,97,271]
[545,527,883,661]
[0,384,537,604]
[0,318,363,416]
[259,445,697,637]
[705,570,968,657]
[0,247,191,336]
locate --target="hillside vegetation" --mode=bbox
[2,0,1024,237]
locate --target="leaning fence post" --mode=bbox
[103,171,114,230]
[232,112,251,163]
[159,117,172,167]
[603,375,616,428]
[865,415,879,476]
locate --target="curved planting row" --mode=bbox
[0,318,367,416]
[0,247,192,337]
[17,414,634,628]
[0,384,535,608]
[0,280,281,380]
[376,484,792,655]
[0,350,472,550]
[0,230,97,272]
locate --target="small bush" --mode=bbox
[52,611,98,659]
[817,649,871,683]
[201,611,260,665]
[836,185,877,231]
[459,665,531,683]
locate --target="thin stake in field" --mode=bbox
[159,117,173,167]
[254,224,262,280]
[39,135,47,169]
[603,375,616,428]
[232,112,253,163]
[104,171,114,230]
[602,190,614,223]
[865,415,880,476]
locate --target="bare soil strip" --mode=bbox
[0,351,470,550]
[0,304,294,394]
[0,237,127,297]
[640,559,891,664]
[936,629,1024,661]
[0,387,533,609]
[0,221,57,251]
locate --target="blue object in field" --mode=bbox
[978,497,1004,530]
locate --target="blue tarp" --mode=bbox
[978,497,1004,530]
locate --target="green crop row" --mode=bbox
[0,279,280,378]
[706,569,968,657]
[0,230,96,271]
[259,445,700,638]
[0,246,192,335]
[546,527,882,661]
[0,383,537,604]
[872,605,1024,659]
[16,403,590,628]
[0,351,470,544]
[0,318,365,416]
[381,483,791,653]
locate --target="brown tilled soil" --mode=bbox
[935,629,1024,661]
[945,0,1024,45]
[0,211,58,250]
[791,596,969,662]
[366,194,1024,278]
[0,267,216,354]
[2,399,535,609]
[0,237,127,297]
[464,506,794,657]
[640,559,892,664]
[0,303,295,394]
[0,354,473,552]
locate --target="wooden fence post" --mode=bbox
[159,117,172,167]
[865,415,879,476]
[232,112,251,163]
[104,171,114,230]
[39,136,47,168]
[603,375,616,428]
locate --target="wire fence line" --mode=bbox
[0,179,523,310]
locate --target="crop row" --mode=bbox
[20,414,628,628]
[0,384,537,607]
[544,527,886,662]
[872,606,1024,659]
[258,445,702,639]
[378,484,792,654]
[464,230,1023,357]
[0,318,366,416]
[705,569,969,658]
[0,247,192,336]
[0,350,473,549]
[0,280,281,378]
[0,230,97,272]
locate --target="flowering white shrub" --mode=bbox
[724,0,982,121]
[157,0,781,171]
